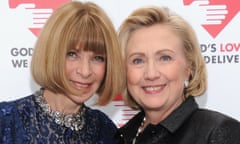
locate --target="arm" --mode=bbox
[0,102,15,144]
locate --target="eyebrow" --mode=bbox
[156,49,175,55]
[128,49,175,57]
[127,52,145,58]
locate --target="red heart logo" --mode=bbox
[183,0,240,38]
[9,0,70,36]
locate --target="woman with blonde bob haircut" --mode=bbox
[0,1,124,143]
[119,7,206,109]
[31,1,124,105]
[117,6,240,144]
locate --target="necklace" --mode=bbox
[35,89,85,131]
[132,116,146,144]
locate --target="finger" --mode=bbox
[17,3,36,9]
[32,19,48,24]
[31,9,53,14]
[205,5,227,10]
[204,20,222,24]
[192,0,209,6]
[206,10,228,15]
[32,13,52,18]
[29,23,45,28]
[206,15,226,20]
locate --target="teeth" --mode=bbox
[144,86,161,91]
[72,81,89,88]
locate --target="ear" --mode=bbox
[185,66,192,80]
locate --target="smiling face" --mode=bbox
[65,48,106,104]
[126,24,191,116]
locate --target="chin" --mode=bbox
[141,101,165,109]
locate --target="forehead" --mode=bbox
[126,24,183,55]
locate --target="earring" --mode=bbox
[184,80,189,88]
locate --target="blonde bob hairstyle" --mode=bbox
[118,6,207,109]
[31,1,125,105]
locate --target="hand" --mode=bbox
[187,0,228,25]
[15,3,53,28]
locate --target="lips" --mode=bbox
[142,85,165,94]
[70,80,92,89]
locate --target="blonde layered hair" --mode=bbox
[118,6,207,109]
[31,1,125,105]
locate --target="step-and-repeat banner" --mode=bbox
[0,0,239,126]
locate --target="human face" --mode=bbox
[65,49,106,104]
[126,24,190,116]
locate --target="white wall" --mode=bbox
[0,0,239,126]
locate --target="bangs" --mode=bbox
[68,15,106,55]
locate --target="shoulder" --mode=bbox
[0,101,16,117]
[0,95,34,143]
[0,95,35,118]
[84,107,119,144]
[192,109,240,143]
[85,107,112,121]
[118,111,143,138]
[120,111,143,130]
[85,107,117,129]
[193,108,240,125]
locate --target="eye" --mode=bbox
[66,51,79,61]
[93,55,105,63]
[66,51,77,57]
[160,55,171,61]
[132,58,144,65]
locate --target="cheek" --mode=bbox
[166,63,186,83]
[95,65,106,80]
[65,61,74,75]
[127,67,142,85]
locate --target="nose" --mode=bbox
[76,59,92,78]
[144,60,160,81]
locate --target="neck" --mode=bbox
[43,89,81,114]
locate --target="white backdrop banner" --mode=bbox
[0,0,239,127]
